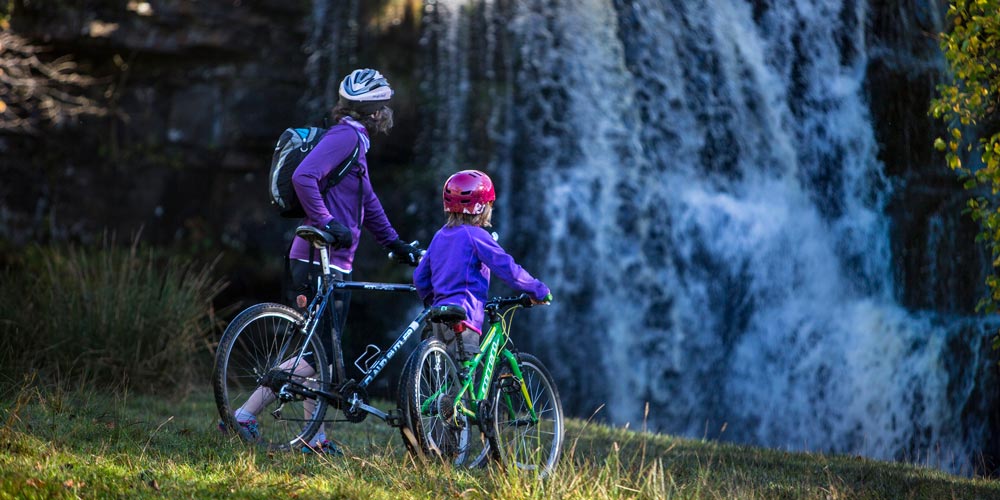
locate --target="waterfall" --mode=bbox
[301,0,360,119]
[417,0,998,473]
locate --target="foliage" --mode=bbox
[0,1,10,29]
[931,0,1000,348]
[0,31,110,134]
[0,237,226,397]
[0,387,996,499]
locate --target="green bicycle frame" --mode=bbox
[445,311,539,426]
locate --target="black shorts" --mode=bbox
[286,260,351,369]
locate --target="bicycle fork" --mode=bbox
[498,350,539,426]
[422,351,540,430]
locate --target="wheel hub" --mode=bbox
[435,393,456,423]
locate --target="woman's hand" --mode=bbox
[321,220,353,249]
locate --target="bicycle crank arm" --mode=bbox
[342,400,411,428]
[352,401,390,422]
[276,381,344,406]
[509,417,537,427]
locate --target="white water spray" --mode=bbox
[417,0,995,473]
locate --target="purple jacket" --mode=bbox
[290,118,399,272]
[414,224,550,331]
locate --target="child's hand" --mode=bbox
[531,293,553,305]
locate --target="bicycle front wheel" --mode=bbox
[398,338,482,465]
[213,303,331,450]
[487,352,564,477]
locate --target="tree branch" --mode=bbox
[0,32,110,134]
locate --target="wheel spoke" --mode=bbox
[399,339,484,466]
[214,304,331,451]
[489,354,563,477]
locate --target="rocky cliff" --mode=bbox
[1,0,425,303]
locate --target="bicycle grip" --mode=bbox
[387,240,425,262]
[524,293,553,307]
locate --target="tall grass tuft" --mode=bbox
[0,235,226,397]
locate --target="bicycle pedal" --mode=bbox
[499,373,521,394]
[386,410,404,427]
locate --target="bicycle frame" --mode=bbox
[276,241,422,424]
[427,301,540,427]
[296,278,420,381]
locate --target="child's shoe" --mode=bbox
[218,418,260,441]
[301,439,343,456]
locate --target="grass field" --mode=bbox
[1,384,997,499]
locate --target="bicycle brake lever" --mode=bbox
[518,294,533,307]
[387,240,425,262]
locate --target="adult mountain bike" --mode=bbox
[398,294,564,477]
[214,225,422,451]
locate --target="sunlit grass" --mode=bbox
[1,385,997,499]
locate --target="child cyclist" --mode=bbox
[414,170,551,359]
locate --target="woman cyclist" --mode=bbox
[223,68,422,455]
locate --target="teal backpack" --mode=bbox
[268,126,360,218]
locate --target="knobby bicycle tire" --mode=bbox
[398,338,485,466]
[213,303,332,450]
[395,341,423,457]
[487,352,564,477]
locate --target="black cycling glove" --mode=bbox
[387,239,422,266]
[322,220,353,249]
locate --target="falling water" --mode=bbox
[413,0,998,473]
[301,0,360,119]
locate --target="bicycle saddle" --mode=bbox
[428,305,467,324]
[295,225,335,247]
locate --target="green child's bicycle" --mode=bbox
[398,294,564,477]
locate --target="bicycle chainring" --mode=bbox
[476,399,493,439]
[339,381,369,423]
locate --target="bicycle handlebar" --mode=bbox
[387,240,426,263]
[486,293,551,310]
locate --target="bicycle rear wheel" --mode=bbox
[213,303,331,450]
[487,352,564,477]
[398,338,484,465]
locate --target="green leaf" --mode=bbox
[934,0,1000,317]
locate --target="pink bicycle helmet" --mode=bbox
[443,170,496,214]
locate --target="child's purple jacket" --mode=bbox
[414,224,550,331]
[289,118,399,272]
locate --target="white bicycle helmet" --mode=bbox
[339,68,393,111]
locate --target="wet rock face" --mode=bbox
[2,1,315,249]
[11,0,306,55]
[0,0,986,315]
[1,2,427,257]
[865,0,988,314]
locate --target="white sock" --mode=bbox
[311,432,326,445]
[234,408,255,423]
